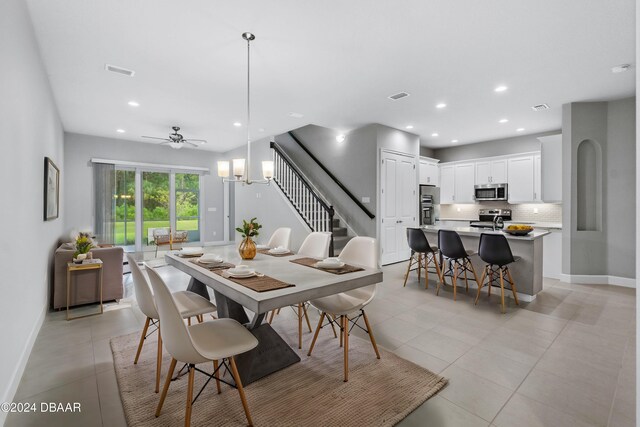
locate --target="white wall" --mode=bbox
[0,0,65,423]
[64,133,226,242]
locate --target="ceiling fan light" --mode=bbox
[168,142,182,149]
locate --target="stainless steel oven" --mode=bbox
[419,186,439,225]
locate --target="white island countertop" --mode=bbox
[421,225,550,241]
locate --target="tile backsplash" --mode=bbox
[439,202,562,223]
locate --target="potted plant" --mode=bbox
[73,232,94,263]
[236,218,262,260]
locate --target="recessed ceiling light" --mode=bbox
[494,85,508,92]
[116,129,125,133]
[233,122,242,127]
[288,112,304,118]
[516,128,525,132]
[405,125,414,129]
[499,118,509,123]
[436,103,447,109]
[451,139,458,143]
[127,100,139,107]
[336,134,346,143]
[431,133,439,137]
[611,64,631,73]
[258,128,265,132]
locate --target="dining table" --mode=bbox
[165,244,383,385]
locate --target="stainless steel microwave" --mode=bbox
[474,183,508,201]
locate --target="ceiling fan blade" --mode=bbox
[184,139,207,143]
[142,136,170,141]
[186,141,200,147]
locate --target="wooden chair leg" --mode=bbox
[424,253,429,289]
[468,259,481,290]
[307,312,325,356]
[155,357,177,417]
[488,269,493,297]
[417,253,422,282]
[268,310,276,324]
[339,315,343,348]
[302,303,313,332]
[343,315,349,382]
[298,303,303,349]
[329,314,338,338]
[230,356,253,426]
[499,268,506,313]
[403,254,414,287]
[463,263,469,292]
[433,253,443,284]
[213,360,222,394]
[155,328,163,393]
[187,317,191,326]
[134,317,150,364]
[475,266,488,305]
[362,311,380,359]
[506,267,520,305]
[185,365,195,427]
[452,263,458,301]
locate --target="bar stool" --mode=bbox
[437,229,480,300]
[475,233,520,313]
[403,228,442,289]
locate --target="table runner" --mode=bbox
[213,270,295,292]
[290,257,365,275]
[257,248,295,257]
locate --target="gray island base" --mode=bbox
[421,226,550,302]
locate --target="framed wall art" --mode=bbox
[44,156,60,220]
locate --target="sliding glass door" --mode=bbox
[175,173,200,242]
[142,171,171,247]
[114,169,136,247]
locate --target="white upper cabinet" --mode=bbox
[534,154,542,202]
[440,165,455,203]
[538,134,562,202]
[508,156,535,202]
[454,163,476,203]
[475,159,507,185]
[419,157,440,186]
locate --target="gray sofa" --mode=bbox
[52,243,124,309]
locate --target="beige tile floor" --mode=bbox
[6,261,636,427]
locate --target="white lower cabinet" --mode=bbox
[542,229,562,279]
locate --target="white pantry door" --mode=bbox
[381,151,416,265]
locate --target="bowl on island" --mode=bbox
[502,224,534,236]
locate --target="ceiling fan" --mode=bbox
[142,126,207,149]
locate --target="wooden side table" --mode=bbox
[66,260,104,321]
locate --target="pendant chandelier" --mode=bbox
[217,32,274,184]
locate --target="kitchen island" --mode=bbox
[421,225,550,301]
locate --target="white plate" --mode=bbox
[256,244,269,250]
[268,248,289,254]
[228,267,255,276]
[226,270,256,278]
[182,246,204,255]
[199,254,223,263]
[316,261,345,269]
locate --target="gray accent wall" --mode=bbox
[63,133,226,242]
[0,0,65,419]
[562,98,635,279]
[432,130,560,162]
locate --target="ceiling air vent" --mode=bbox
[105,64,135,77]
[531,103,550,111]
[388,92,410,100]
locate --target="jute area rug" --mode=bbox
[111,318,447,426]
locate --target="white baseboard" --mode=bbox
[559,274,636,288]
[0,304,47,426]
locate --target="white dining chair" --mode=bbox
[127,254,217,393]
[266,227,292,249]
[268,231,332,349]
[146,265,258,427]
[307,237,381,382]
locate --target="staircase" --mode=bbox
[271,141,354,256]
